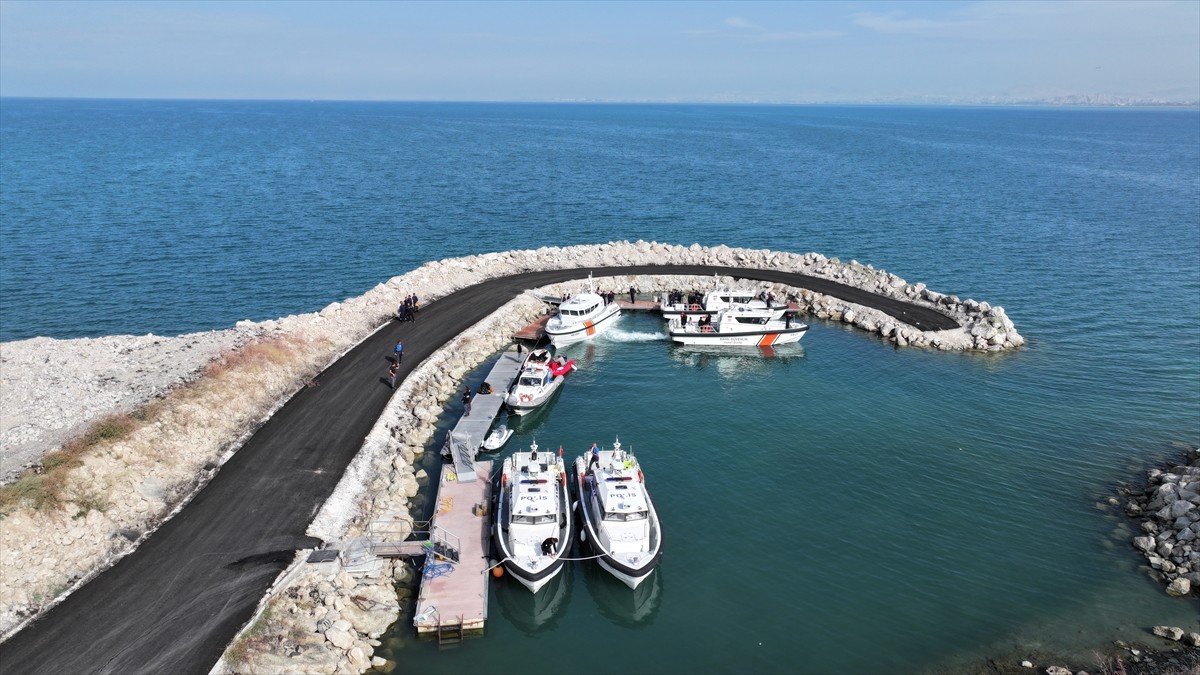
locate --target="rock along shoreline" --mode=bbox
[1,242,1030,671]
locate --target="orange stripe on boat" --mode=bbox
[758,333,778,347]
[586,320,595,336]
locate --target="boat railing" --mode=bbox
[430,524,461,563]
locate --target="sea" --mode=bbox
[1,100,1197,674]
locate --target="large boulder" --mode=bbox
[1165,577,1192,597]
[1153,625,1185,641]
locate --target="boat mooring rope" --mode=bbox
[482,551,607,574]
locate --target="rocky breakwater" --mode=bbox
[771,253,1023,351]
[516,252,1023,352]
[0,240,1021,660]
[464,243,1022,351]
[1124,446,1200,599]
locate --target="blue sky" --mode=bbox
[1,0,1196,102]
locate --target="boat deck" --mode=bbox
[413,461,493,635]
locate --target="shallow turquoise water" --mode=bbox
[2,101,1197,671]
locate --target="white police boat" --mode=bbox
[494,442,574,593]
[572,438,662,589]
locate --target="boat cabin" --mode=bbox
[512,455,558,525]
[558,299,602,317]
[516,368,553,389]
[589,451,650,523]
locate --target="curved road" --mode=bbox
[0,266,955,674]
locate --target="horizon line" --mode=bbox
[1,95,1197,109]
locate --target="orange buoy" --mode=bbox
[638,469,644,483]
[492,566,504,577]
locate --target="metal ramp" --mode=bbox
[446,350,524,482]
[366,519,461,562]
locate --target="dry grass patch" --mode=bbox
[0,413,137,514]
[0,335,316,517]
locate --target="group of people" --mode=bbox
[396,293,420,322]
[666,289,704,307]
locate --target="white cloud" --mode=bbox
[698,16,842,42]
[723,17,765,31]
[852,10,976,35]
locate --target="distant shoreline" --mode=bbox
[1,96,1196,108]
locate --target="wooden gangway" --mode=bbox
[446,349,523,482]
[513,315,550,341]
[412,461,493,637]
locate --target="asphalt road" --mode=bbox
[0,265,956,674]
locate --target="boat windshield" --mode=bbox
[518,375,542,386]
[603,510,647,522]
[513,514,558,525]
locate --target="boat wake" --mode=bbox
[604,329,668,342]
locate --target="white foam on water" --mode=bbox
[603,329,668,342]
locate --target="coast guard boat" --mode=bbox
[544,274,621,347]
[494,442,574,593]
[505,348,576,416]
[573,438,662,589]
[668,305,807,347]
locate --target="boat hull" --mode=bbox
[545,304,621,346]
[668,325,808,346]
[481,427,513,451]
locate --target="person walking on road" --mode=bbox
[387,362,399,389]
[394,340,404,364]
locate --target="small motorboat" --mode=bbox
[494,442,574,593]
[481,422,514,452]
[544,274,621,347]
[667,305,808,347]
[572,438,662,590]
[505,348,575,416]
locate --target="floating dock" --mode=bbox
[446,349,523,482]
[408,349,527,640]
[412,461,493,639]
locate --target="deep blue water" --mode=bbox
[2,100,1198,672]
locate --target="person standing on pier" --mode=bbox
[629,286,637,303]
[461,386,472,416]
